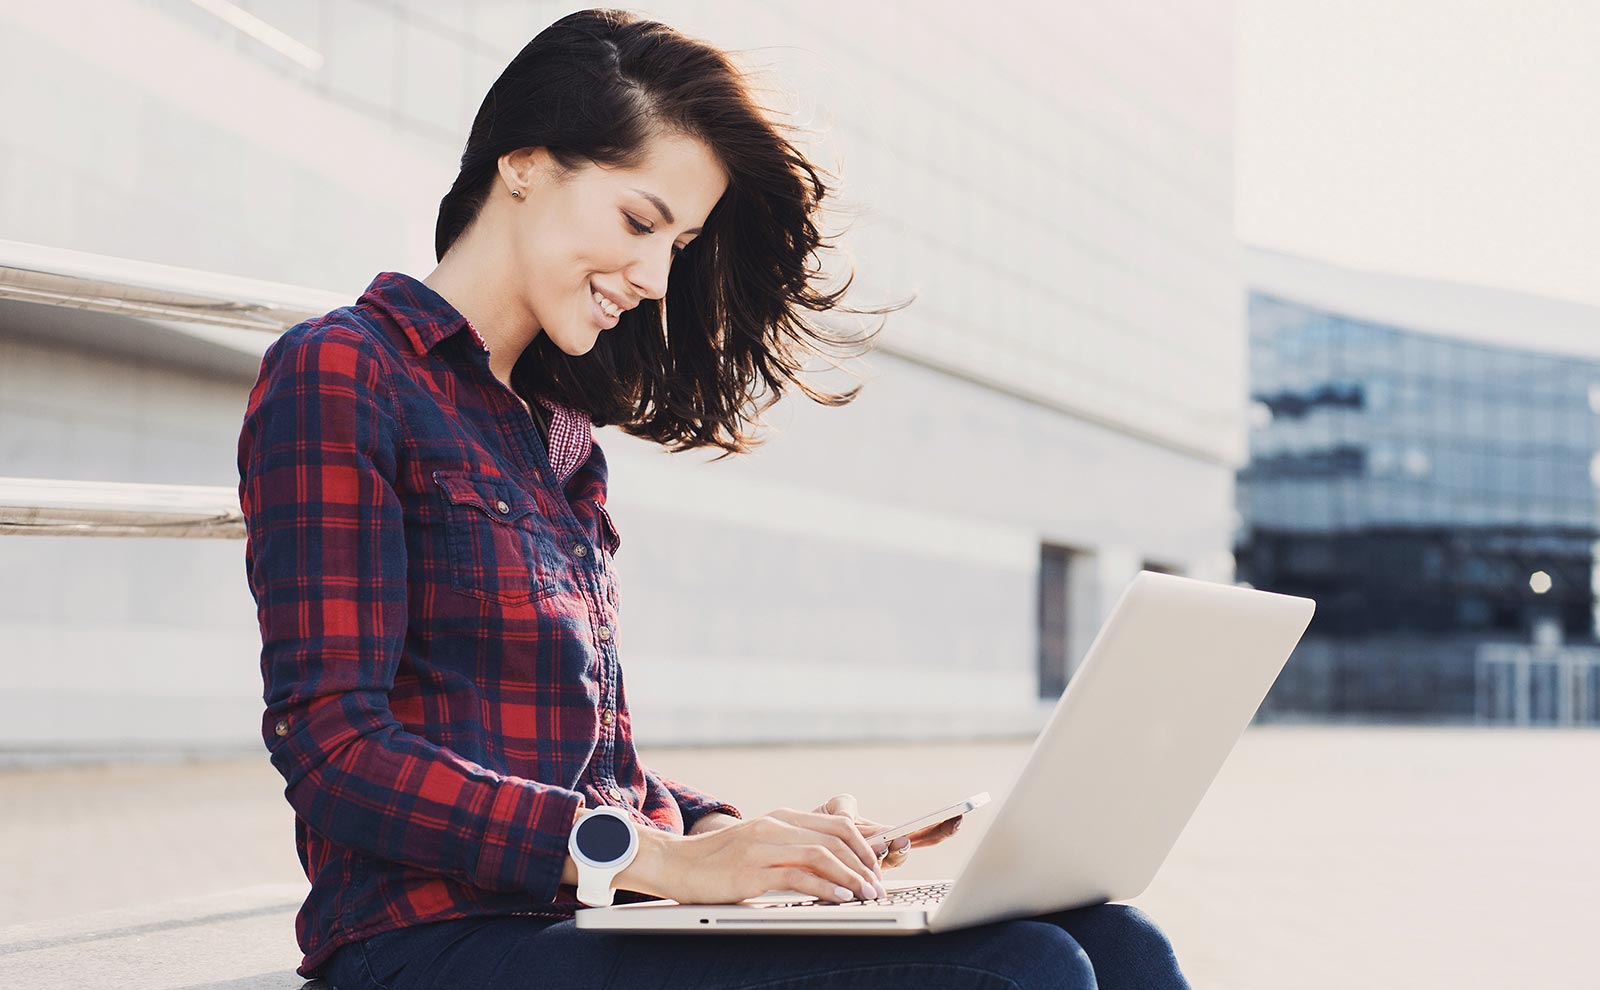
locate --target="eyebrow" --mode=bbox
[629,187,702,235]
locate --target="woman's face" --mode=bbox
[505,131,729,356]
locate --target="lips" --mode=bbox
[591,280,633,312]
[588,281,620,329]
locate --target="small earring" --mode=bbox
[510,189,522,198]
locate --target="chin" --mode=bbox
[550,330,600,357]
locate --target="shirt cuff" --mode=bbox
[471,778,585,901]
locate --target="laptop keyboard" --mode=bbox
[789,881,952,908]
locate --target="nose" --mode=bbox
[624,244,673,302]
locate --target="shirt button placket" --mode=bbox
[598,714,617,807]
[572,532,619,793]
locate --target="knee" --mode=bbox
[983,921,1097,990]
[1094,904,1182,966]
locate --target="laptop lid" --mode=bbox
[929,570,1315,932]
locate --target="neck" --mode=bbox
[422,250,542,385]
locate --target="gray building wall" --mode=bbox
[0,0,1242,755]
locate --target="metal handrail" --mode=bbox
[0,239,332,538]
[0,476,242,538]
[0,237,341,332]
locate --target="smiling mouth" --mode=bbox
[589,281,621,328]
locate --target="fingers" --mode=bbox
[767,808,884,888]
[881,837,912,870]
[753,834,880,902]
[810,796,893,878]
[761,865,872,905]
[762,824,879,900]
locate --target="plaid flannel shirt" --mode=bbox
[236,271,741,979]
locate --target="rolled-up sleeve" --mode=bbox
[237,323,584,901]
[646,766,742,833]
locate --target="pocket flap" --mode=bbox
[433,471,538,525]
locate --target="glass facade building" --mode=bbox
[1237,263,1600,723]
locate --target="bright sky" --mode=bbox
[1235,0,1600,309]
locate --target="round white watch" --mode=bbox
[568,805,640,907]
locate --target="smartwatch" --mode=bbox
[567,806,640,907]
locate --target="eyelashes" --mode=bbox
[623,213,684,257]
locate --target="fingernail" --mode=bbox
[861,882,876,900]
[834,885,854,901]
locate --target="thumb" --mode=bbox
[817,793,860,819]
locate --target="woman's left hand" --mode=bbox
[811,793,964,872]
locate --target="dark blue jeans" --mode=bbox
[323,902,1191,989]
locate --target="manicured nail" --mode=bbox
[861,883,876,900]
[834,885,854,901]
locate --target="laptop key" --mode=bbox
[789,881,953,907]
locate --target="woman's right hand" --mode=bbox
[658,807,889,905]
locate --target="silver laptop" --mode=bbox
[577,570,1315,935]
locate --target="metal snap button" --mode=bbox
[495,500,510,514]
[608,785,622,800]
[573,544,588,557]
[597,625,611,641]
[601,710,615,726]
[274,719,289,737]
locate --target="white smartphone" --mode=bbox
[747,793,994,904]
[863,791,990,846]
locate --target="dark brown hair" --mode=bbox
[434,8,908,459]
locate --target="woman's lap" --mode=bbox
[325,903,1189,990]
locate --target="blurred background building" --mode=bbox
[0,0,1242,760]
[1239,247,1600,726]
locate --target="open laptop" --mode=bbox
[576,570,1315,934]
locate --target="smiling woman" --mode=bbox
[426,8,907,460]
[234,7,1193,990]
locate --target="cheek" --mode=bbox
[577,217,636,273]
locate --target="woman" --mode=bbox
[236,9,1192,989]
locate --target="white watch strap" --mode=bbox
[577,869,620,907]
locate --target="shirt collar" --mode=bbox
[357,271,474,358]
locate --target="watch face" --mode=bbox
[575,813,632,863]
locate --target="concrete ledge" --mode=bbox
[0,884,320,990]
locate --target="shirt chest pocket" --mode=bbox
[433,470,559,607]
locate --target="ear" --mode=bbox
[499,146,557,192]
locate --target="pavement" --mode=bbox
[1,724,1595,989]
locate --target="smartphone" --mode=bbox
[863,791,990,847]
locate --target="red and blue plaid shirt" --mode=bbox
[236,271,741,979]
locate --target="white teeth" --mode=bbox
[591,289,620,318]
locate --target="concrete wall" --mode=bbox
[0,0,1241,755]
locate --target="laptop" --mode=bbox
[576,570,1315,934]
